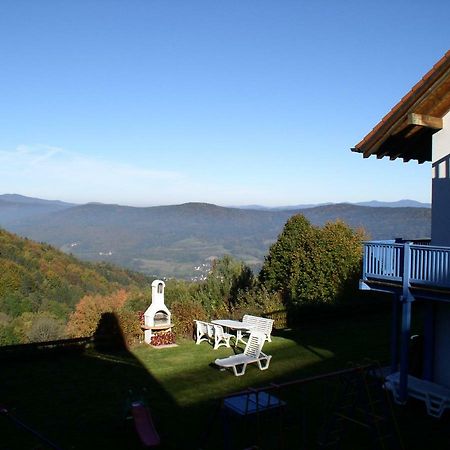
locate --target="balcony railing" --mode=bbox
[363,240,450,290]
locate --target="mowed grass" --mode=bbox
[2,308,450,449]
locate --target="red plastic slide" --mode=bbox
[131,402,161,447]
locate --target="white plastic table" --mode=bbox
[211,319,254,345]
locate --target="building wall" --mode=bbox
[431,113,450,387]
[433,302,450,388]
[432,112,450,246]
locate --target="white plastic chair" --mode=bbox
[240,315,274,343]
[194,320,210,345]
[236,314,258,345]
[213,324,234,350]
[206,322,215,341]
[214,331,272,376]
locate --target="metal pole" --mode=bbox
[423,302,436,381]
[390,293,400,374]
[399,243,412,403]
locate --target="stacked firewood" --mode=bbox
[150,330,175,346]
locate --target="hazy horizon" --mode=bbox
[0,192,431,210]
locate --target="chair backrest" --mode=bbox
[206,322,215,338]
[243,315,274,338]
[243,332,265,358]
[213,324,225,338]
[257,317,274,336]
[242,315,258,327]
[195,320,208,335]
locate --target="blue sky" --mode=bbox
[0,1,448,207]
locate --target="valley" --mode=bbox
[0,195,431,279]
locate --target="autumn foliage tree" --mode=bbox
[66,289,129,338]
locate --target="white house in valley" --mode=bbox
[352,50,450,417]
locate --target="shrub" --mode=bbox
[26,315,66,343]
[122,288,152,313]
[0,313,19,345]
[170,299,208,338]
[164,279,199,307]
[66,289,128,338]
[194,255,255,313]
[117,309,143,346]
[235,286,287,328]
[11,311,66,343]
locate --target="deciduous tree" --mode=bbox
[260,215,365,307]
[66,289,128,337]
[196,255,255,312]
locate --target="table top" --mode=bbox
[211,319,254,330]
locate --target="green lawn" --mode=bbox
[2,308,450,449]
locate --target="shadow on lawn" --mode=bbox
[158,308,397,449]
[0,313,181,450]
[198,303,450,450]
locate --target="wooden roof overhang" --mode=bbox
[352,51,450,164]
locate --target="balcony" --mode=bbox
[362,240,450,296]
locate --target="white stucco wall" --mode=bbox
[432,112,450,246]
[433,303,450,388]
[433,113,450,162]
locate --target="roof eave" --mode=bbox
[352,50,450,163]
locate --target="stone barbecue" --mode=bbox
[143,280,173,344]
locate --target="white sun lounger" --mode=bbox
[385,371,450,418]
[214,331,272,376]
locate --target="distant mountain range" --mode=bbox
[236,199,431,210]
[0,194,75,223]
[0,194,431,279]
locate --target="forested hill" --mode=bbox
[0,228,151,318]
[0,194,74,223]
[0,197,431,279]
